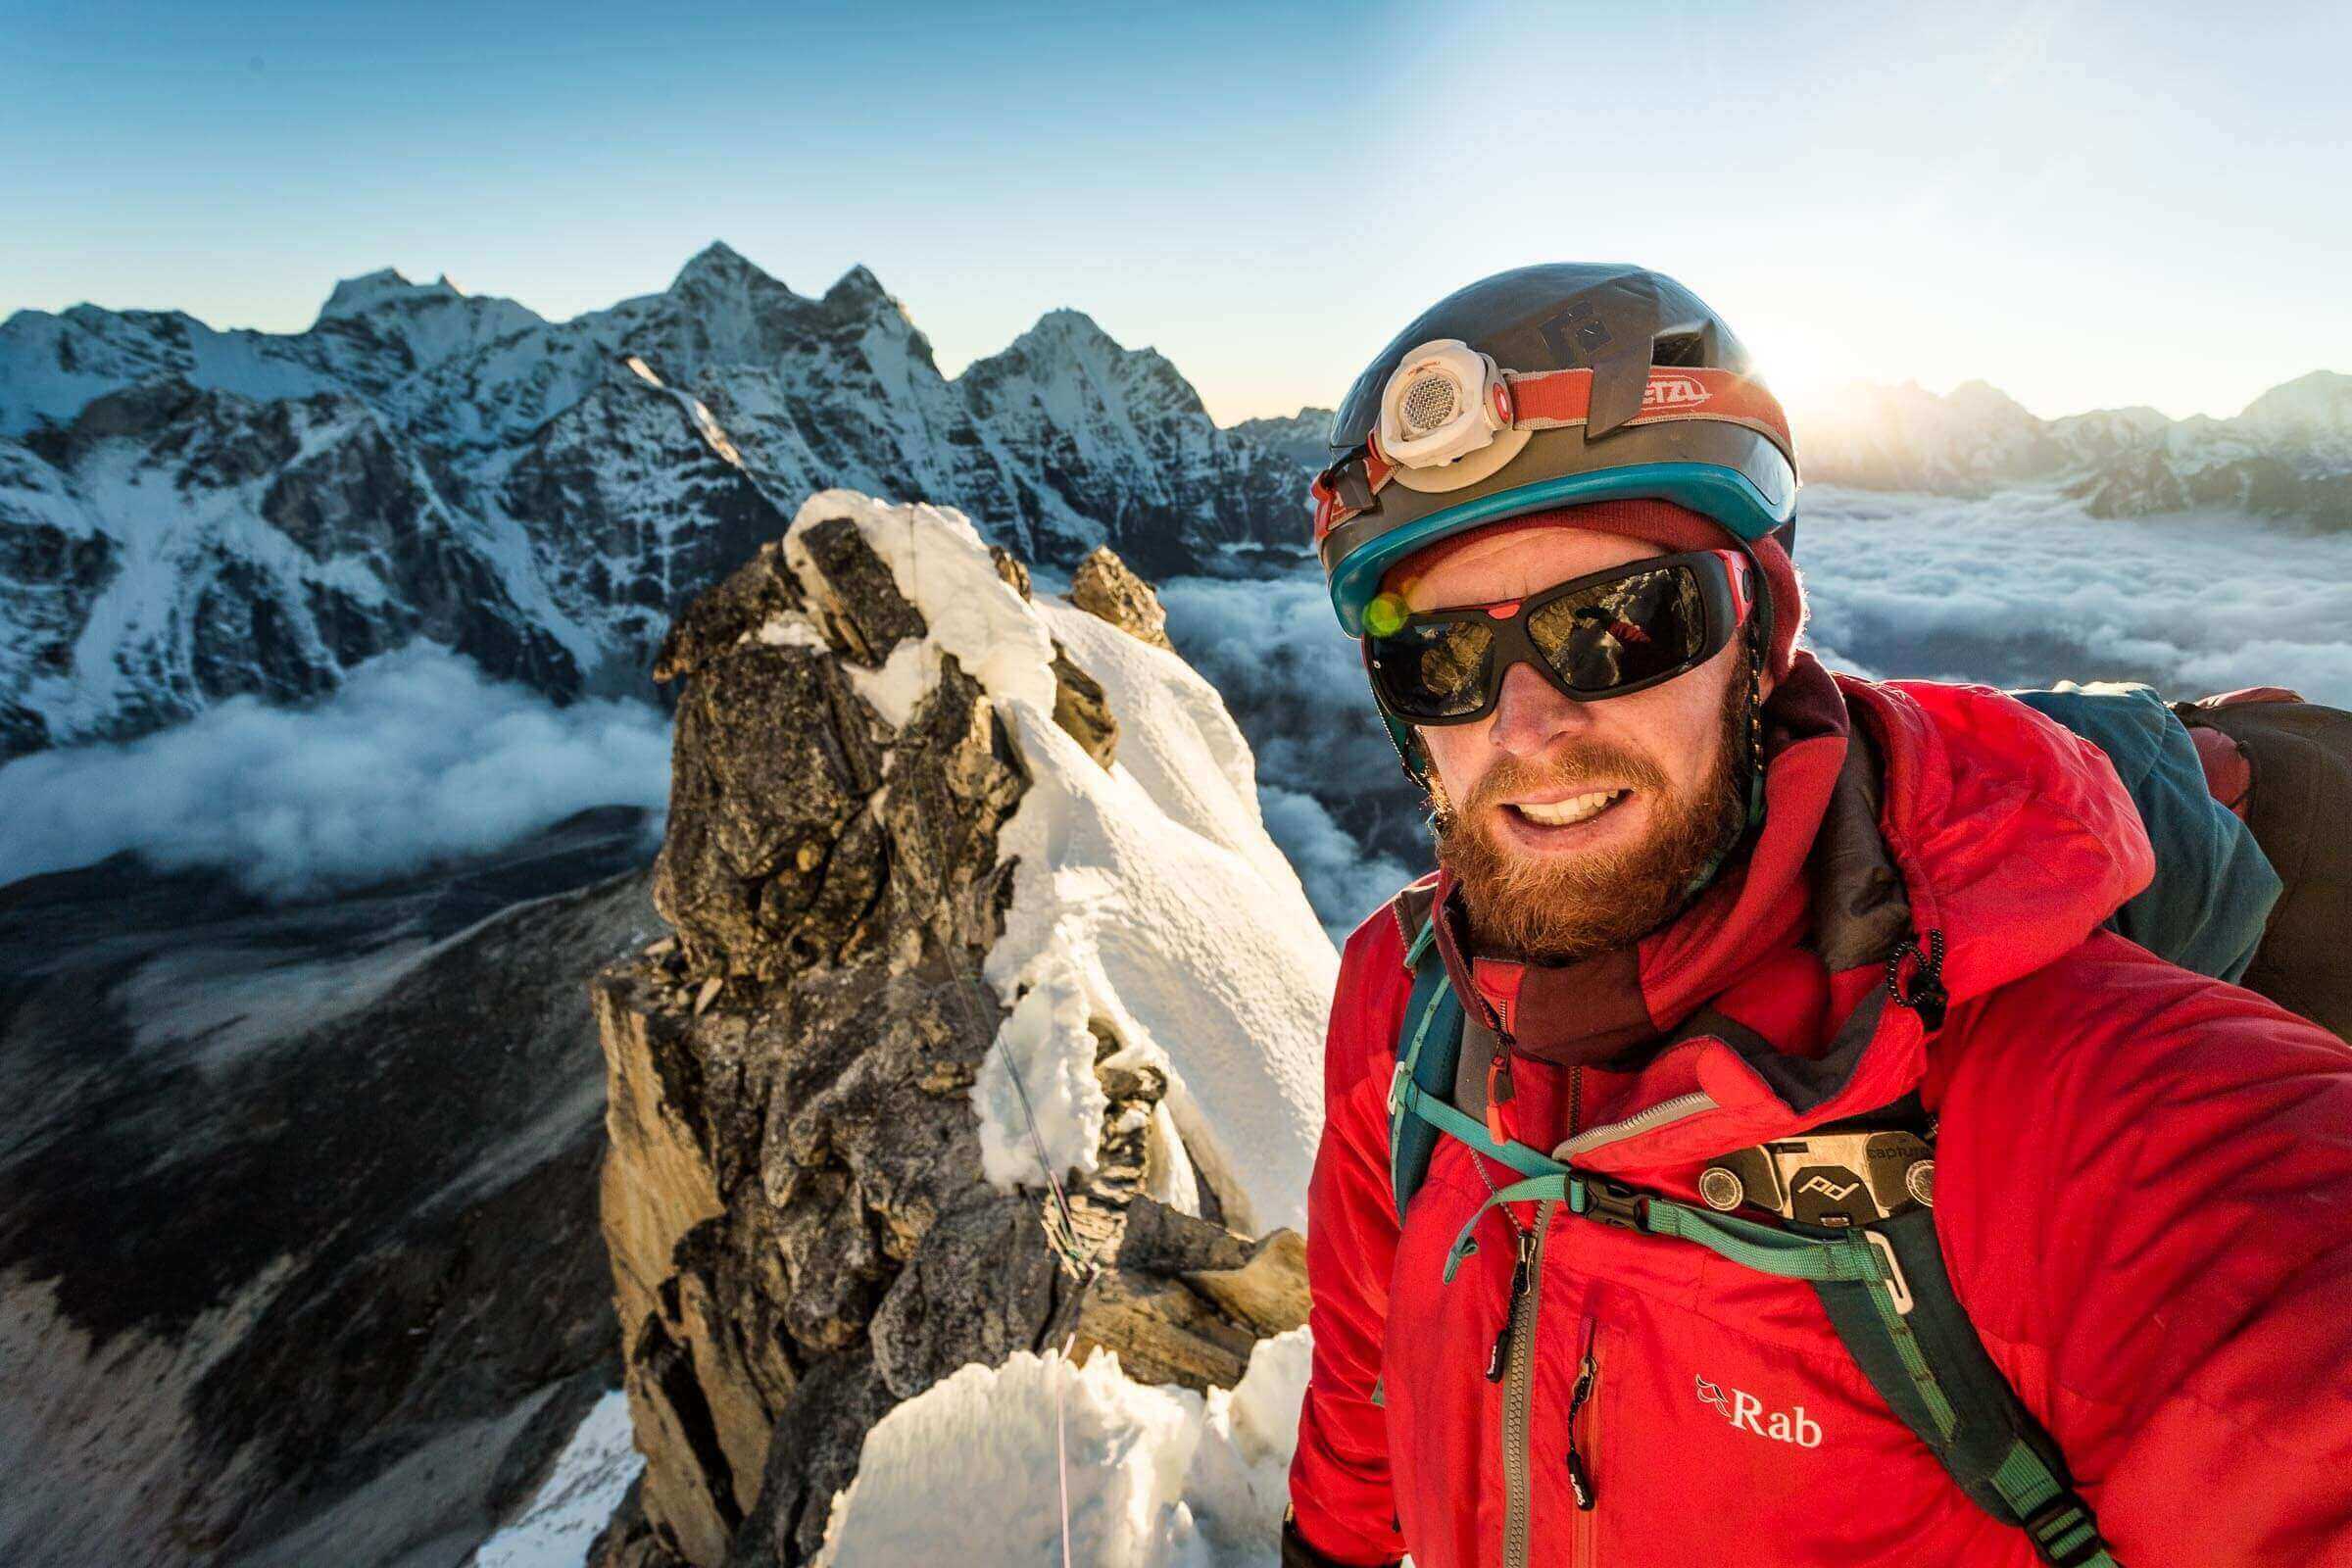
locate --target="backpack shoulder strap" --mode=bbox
[1387,911,1460,1226]
[1444,1137,2122,1566]
[2177,693,2352,1041]
[1808,1206,2120,1567]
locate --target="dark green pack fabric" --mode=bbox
[2013,683,2279,984]
[2173,694,2352,1041]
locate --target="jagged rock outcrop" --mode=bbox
[1070,544,1176,652]
[590,506,1306,1567]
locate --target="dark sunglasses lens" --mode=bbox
[1526,564,1709,695]
[1369,618,1494,720]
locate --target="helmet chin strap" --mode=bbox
[1680,579,1773,901]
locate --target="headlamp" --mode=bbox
[1376,339,1514,469]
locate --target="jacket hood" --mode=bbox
[1844,672,2155,1009]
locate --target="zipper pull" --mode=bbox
[1483,1228,1538,1382]
[1484,1040,1517,1145]
[1565,1347,1599,1510]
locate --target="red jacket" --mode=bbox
[1290,661,2352,1567]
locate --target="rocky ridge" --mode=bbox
[587,496,1311,1566]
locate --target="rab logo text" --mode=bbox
[1695,1375,1823,1447]
[1642,373,1710,411]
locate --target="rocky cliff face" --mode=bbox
[0,244,1324,760]
[587,496,1316,1566]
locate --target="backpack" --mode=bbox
[1380,684,2352,1568]
[2170,690,2352,1041]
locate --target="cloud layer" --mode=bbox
[0,644,671,899]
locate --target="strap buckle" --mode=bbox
[1581,1177,1647,1232]
[1388,1060,1409,1117]
[2020,1491,2109,1568]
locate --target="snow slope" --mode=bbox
[812,1330,1312,1568]
[470,1392,645,1568]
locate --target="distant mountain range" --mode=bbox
[2,243,2344,761]
[1792,370,2352,518]
[0,243,1314,759]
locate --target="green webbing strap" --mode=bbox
[1403,912,1439,969]
[1438,1166,1897,1286]
[1807,1206,2121,1567]
[1387,917,1462,1225]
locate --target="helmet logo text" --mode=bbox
[1643,374,1711,411]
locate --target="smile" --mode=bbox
[1507,789,1629,828]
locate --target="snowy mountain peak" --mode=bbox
[668,238,783,297]
[2239,369,2352,437]
[984,310,1206,417]
[1944,378,2038,424]
[315,267,466,323]
[1020,307,1122,352]
[822,262,890,305]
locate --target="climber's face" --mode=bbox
[1398,525,1755,964]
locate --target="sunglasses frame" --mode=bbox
[1363,548,1751,727]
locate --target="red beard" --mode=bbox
[1431,658,1748,964]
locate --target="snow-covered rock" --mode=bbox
[592,494,1327,1566]
[808,1328,1311,1568]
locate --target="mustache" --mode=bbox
[1461,745,1669,813]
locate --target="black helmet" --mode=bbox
[1313,263,1797,638]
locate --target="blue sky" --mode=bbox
[6,0,2347,424]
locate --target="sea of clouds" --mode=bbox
[0,643,671,899]
[4,489,2346,928]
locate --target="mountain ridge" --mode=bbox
[0,244,1313,759]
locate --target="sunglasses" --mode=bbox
[1362,549,1753,725]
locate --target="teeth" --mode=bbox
[1514,790,1624,827]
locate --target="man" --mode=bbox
[1283,265,2352,1567]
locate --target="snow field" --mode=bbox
[469,1391,645,1568]
[812,1328,1312,1568]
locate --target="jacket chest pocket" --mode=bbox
[1590,1300,1984,1561]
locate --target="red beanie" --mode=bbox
[1378,498,1804,681]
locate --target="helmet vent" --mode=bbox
[1398,371,1460,436]
[1651,330,1708,368]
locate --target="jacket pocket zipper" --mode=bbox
[1565,1321,1600,1510]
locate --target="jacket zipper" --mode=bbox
[1499,1198,1556,1568]
[1551,1088,1717,1160]
[1567,1321,1602,1565]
